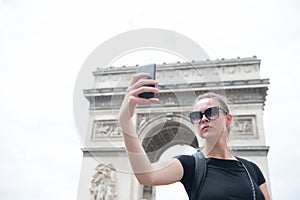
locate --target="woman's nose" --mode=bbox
[200,114,209,123]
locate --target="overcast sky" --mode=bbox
[1,0,300,199]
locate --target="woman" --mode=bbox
[118,73,271,200]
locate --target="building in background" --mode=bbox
[76,56,271,200]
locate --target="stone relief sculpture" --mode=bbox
[232,118,254,136]
[90,163,117,200]
[93,121,122,138]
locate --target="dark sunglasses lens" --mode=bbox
[190,107,221,124]
[206,107,219,120]
[190,112,203,123]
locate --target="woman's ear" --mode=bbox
[226,114,232,127]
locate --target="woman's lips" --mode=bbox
[201,125,210,131]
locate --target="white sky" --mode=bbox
[1,0,300,199]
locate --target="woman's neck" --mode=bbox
[204,139,234,160]
[204,148,234,160]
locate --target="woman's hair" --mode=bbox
[193,92,230,114]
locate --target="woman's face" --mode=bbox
[194,98,231,141]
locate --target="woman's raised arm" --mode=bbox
[118,73,183,186]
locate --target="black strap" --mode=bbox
[236,157,258,183]
[236,157,257,200]
[190,151,207,200]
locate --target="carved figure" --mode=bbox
[90,164,117,200]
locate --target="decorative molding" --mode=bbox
[92,56,260,75]
[231,146,269,156]
[90,57,262,89]
[82,148,127,157]
[90,163,117,200]
[83,79,269,95]
[86,85,268,110]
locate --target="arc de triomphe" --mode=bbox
[76,56,270,200]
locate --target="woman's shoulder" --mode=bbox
[236,156,260,170]
[236,156,266,185]
[176,154,195,165]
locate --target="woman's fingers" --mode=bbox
[131,86,159,98]
[120,74,159,120]
[127,75,158,97]
[131,79,158,91]
[129,95,159,105]
[130,73,151,86]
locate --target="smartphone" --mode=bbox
[136,63,156,99]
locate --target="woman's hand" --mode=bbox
[118,73,159,135]
[119,73,159,119]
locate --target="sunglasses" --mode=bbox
[189,106,228,124]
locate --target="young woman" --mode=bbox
[118,73,271,200]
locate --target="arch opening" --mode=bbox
[141,119,200,200]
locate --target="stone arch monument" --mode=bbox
[76,56,271,200]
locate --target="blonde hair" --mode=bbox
[193,92,230,114]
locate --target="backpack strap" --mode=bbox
[190,151,207,200]
[235,157,258,184]
[235,157,257,200]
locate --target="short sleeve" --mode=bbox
[176,155,195,194]
[236,157,266,186]
[252,162,266,186]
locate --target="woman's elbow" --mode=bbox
[135,173,157,186]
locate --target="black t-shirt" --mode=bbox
[177,155,266,200]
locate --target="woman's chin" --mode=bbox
[200,131,222,142]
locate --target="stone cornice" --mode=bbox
[231,146,270,156]
[84,81,269,110]
[82,147,127,157]
[93,56,260,75]
[83,79,269,97]
[91,56,262,88]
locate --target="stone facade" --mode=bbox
[77,56,270,200]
